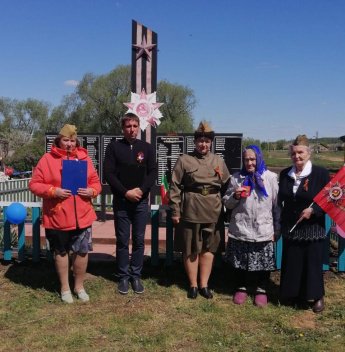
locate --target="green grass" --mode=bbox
[0,259,345,351]
[263,150,344,172]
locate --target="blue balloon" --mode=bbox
[6,202,27,224]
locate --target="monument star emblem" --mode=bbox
[124,88,163,131]
[132,36,156,61]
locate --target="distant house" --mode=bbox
[318,143,329,152]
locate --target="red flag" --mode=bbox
[160,173,169,205]
[313,166,345,233]
[4,167,14,176]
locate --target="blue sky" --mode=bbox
[1,0,344,141]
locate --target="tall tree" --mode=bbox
[242,138,262,148]
[0,97,14,133]
[0,97,50,135]
[15,99,50,137]
[50,65,197,134]
[1,65,197,170]
[0,97,50,157]
[50,65,132,133]
[276,139,286,150]
[47,93,83,132]
[156,80,196,133]
[5,136,45,171]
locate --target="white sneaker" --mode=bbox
[74,289,90,302]
[61,291,74,303]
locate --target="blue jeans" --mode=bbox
[113,198,148,280]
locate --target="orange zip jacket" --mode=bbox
[29,145,102,230]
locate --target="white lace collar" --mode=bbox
[288,160,312,181]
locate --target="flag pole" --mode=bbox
[290,202,314,233]
[340,135,345,166]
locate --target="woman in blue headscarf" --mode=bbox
[223,145,281,307]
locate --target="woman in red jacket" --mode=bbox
[29,124,101,303]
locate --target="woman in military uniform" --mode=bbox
[169,122,230,299]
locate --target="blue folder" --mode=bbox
[62,160,87,195]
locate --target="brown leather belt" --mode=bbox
[185,186,219,196]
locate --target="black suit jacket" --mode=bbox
[278,164,330,237]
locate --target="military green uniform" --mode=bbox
[169,150,230,255]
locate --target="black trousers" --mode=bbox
[113,198,148,280]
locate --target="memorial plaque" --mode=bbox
[45,134,100,175]
[213,135,242,174]
[45,135,56,153]
[101,135,123,160]
[101,135,123,183]
[78,135,100,175]
[154,133,243,189]
[185,136,195,154]
[46,132,243,205]
[156,135,184,185]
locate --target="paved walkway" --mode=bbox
[24,213,168,262]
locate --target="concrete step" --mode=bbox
[23,223,169,243]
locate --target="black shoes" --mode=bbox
[199,287,213,299]
[118,278,144,294]
[131,279,145,294]
[187,287,213,299]
[313,297,324,313]
[118,279,129,295]
[282,296,325,313]
[187,287,198,299]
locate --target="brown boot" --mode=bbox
[312,297,324,313]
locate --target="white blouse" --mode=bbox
[288,160,312,195]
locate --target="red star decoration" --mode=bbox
[132,36,156,61]
[324,180,345,207]
[146,116,156,127]
[124,88,163,130]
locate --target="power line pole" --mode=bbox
[315,131,319,154]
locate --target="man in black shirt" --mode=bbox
[104,113,157,294]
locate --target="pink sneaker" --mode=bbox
[254,294,268,307]
[233,291,247,305]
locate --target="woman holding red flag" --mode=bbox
[278,135,330,313]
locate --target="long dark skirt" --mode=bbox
[280,238,325,300]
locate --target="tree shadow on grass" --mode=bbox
[139,257,281,305]
[85,253,186,284]
[86,260,118,282]
[87,254,282,305]
[2,254,118,294]
[2,255,281,305]
[2,258,59,293]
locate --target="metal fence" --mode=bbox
[0,201,42,262]
[0,178,34,202]
[0,176,112,262]
[1,179,345,272]
[151,206,345,272]
[0,178,113,209]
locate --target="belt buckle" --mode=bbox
[201,188,209,196]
